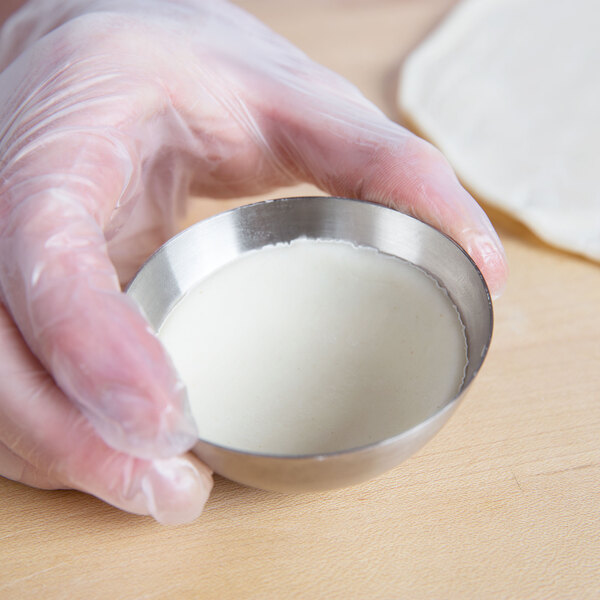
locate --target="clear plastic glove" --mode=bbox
[0,0,508,524]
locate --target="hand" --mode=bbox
[0,0,507,523]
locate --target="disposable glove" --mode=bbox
[0,0,508,524]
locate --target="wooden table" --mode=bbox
[1,1,599,598]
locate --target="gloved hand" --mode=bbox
[0,0,508,524]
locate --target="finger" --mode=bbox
[287,114,506,296]
[1,439,213,525]
[246,69,508,297]
[0,305,212,524]
[0,133,197,459]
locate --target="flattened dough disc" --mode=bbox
[399,0,600,260]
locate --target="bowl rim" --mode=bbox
[127,196,493,460]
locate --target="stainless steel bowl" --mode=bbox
[127,197,493,492]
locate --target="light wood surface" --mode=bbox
[1,1,599,598]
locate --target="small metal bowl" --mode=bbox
[127,197,493,493]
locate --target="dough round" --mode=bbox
[399,0,600,260]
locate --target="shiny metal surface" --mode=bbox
[127,197,493,493]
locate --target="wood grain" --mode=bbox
[1,1,599,598]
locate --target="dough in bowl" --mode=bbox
[399,0,600,260]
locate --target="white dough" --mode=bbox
[400,0,600,260]
[159,239,467,455]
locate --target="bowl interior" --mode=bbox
[127,196,493,406]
